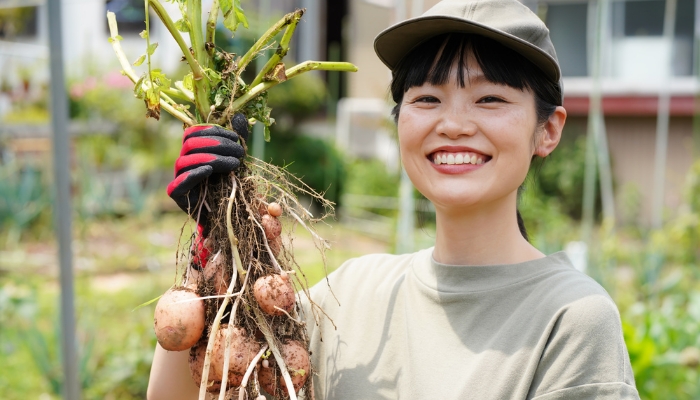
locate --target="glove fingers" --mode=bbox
[167,165,213,214]
[175,153,241,176]
[231,113,249,143]
[183,124,241,143]
[181,135,245,159]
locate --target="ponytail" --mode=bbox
[517,209,529,242]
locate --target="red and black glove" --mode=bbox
[167,113,248,221]
[167,114,248,268]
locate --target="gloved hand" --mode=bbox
[167,114,248,269]
[167,113,248,221]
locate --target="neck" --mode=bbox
[432,194,543,266]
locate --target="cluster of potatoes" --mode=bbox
[153,201,310,397]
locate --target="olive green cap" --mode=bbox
[374,0,561,83]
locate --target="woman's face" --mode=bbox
[397,55,544,212]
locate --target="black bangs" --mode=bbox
[390,33,561,122]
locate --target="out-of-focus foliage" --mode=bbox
[267,71,326,125]
[264,130,345,206]
[521,155,700,399]
[0,275,159,400]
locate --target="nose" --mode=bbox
[436,106,477,139]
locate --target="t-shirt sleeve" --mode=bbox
[529,293,640,400]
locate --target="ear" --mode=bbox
[534,106,567,158]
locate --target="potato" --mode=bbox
[267,202,283,217]
[211,325,262,387]
[261,214,282,239]
[204,251,230,296]
[154,287,205,351]
[189,344,221,392]
[269,236,282,257]
[253,274,295,316]
[259,340,310,396]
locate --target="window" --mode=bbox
[0,7,38,40]
[545,2,589,77]
[105,0,148,34]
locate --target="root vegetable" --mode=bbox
[154,287,205,351]
[211,325,262,387]
[253,274,295,316]
[267,202,283,217]
[190,345,221,392]
[259,340,310,396]
[204,251,230,296]
[269,236,282,257]
[261,214,282,239]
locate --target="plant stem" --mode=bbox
[107,12,195,126]
[148,0,204,80]
[237,9,304,73]
[238,345,268,400]
[248,11,302,88]
[252,307,299,400]
[163,86,194,103]
[186,0,212,121]
[206,0,219,55]
[229,61,358,112]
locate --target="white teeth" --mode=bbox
[432,152,486,165]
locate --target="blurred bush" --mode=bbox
[264,130,345,207]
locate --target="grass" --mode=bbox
[0,211,392,399]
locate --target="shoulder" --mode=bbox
[530,252,618,318]
[528,255,638,398]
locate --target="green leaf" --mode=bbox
[220,0,248,33]
[183,72,194,91]
[174,18,190,32]
[264,125,271,142]
[107,37,114,44]
[151,69,172,90]
[139,30,148,39]
[132,294,163,312]
[146,88,159,107]
[115,35,123,41]
[203,68,221,85]
[234,0,249,29]
[133,75,146,99]
[133,54,146,67]
[147,42,159,56]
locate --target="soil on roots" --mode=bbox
[182,158,331,399]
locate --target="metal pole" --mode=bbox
[46,0,79,399]
[651,0,678,228]
[581,0,608,243]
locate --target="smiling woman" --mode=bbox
[149,0,640,399]
[301,0,639,399]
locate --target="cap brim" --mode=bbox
[374,16,561,83]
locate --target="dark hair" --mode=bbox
[389,33,562,241]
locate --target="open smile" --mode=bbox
[430,150,489,165]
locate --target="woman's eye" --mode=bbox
[477,96,505,103]
[415,96,439,103]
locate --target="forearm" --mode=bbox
[148,343,214,400]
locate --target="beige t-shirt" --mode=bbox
[301,248,639,399]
